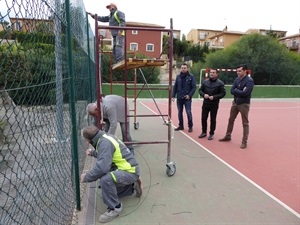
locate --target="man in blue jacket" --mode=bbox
[219,64,254,149]
[88,3,125,63]
[80,125,142,223]
[172,63,197,132]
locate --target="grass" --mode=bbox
[101,84,300,98]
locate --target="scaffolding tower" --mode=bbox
[94,17,176,176]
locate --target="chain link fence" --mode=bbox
[0,0,95,224]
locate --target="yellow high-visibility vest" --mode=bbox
[113,11,125,36]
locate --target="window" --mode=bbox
[132,30,138,35]
[146,43,154,52]
[204,41,210,46]
[130,43,138,51]
[199,32,205,39]
[292,39,299,47]
[16,21,22,31]
[100,30,106,37]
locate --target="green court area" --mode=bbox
[102,84,300,98]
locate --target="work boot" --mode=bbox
[133,177,143,197]
[198,133,207,138]
[174,126,184,131]
[208,134,214,140]
[219,135,231,142]
[99,203,123,223]
[240,143,247,149]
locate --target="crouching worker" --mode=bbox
[80,125,142,223]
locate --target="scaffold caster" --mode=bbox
[134,122,139,130]
[166,162,176,177]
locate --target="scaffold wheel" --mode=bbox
[166,162,176,177]
[134,122,139,130]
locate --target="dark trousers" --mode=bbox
[201,103,219,135]
[113,35,124,63]
[176,99,193,128]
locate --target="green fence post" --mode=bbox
[55,0,65,141]
[86,12,94,103]
[65,0,81,210]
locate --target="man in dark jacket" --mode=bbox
[219,64,254,149]
[88,3,125,63]
[198,68,226,140]
[172,63,197,132]
[80,125,142,223]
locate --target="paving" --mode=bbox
[80,99,300,225]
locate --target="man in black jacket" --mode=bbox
[198,68,226,140]
[219,64,254,149]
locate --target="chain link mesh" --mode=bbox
[0,0,95,224]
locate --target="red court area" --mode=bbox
[141,99,300,215]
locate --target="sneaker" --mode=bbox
[198,133,207,138]
[133,177,142,197]
[240,143,247,149]
[99,204,123,223]
[208,135,214,140]
[219,136,231,142]
[174,126,184,131]
[188,127,193,132]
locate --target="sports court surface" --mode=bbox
[81,98,300,225]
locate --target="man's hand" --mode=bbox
[87,12,94,18]
[208,96,214,100]
[204,94,209,99]
[80,173,86,182]
[172,97,175,102]
[184,95,190,100]
[86,149,92,156]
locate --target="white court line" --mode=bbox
[140,100,300,219]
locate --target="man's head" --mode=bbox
[81,125,100,145]
[180,63,189,74]
[236,64,248,78]
[81,125,100,148]
[86,102,98,117]
[106,3,117,10]
[209,68,219,79]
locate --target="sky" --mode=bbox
[0,0,299,37]
[84,0,300,37]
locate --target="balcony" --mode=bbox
[286,42,299,50]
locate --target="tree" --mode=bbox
[1,20,10,30]
[204,33,300,85]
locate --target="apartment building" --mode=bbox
[245,28,287,37]
[98,21,165,58]
[163,29,181,40]
[187,29,222,46]
[209,31,245,49]
[186,26,290,46]
[278,32,300,54]
[9,17,53,32]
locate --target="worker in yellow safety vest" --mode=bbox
[88,3,125,64]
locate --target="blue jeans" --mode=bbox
[176,99,193,128]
